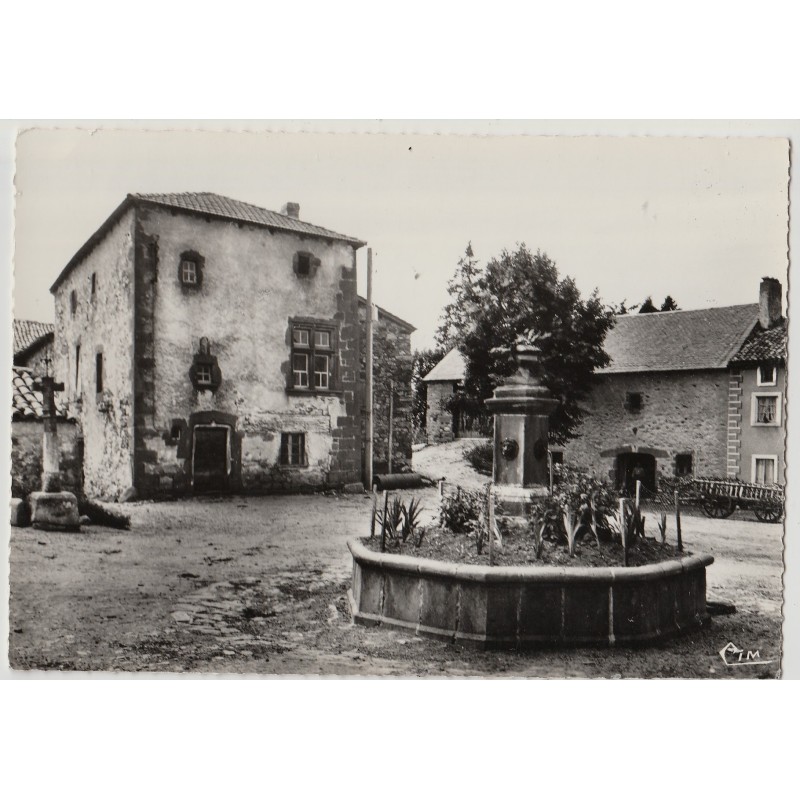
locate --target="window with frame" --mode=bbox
[290,322,334,391]
[181,259,198,285]
[196,364,213,386]
[280,432,306,466]
[625,392,643,412]
[757,364,777,386]
[675,453,693,477]
[178,250,204,288]
[752,393,781,425]
[753,456,777,485]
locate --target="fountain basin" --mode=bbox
[348,538,713,649]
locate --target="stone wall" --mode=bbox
[426,381,457,445]
[11,420,82,498]
[134,206,362,497]
[52,208,136,501]
[358,306,413,474]
[18,339,54,378]
[562,369,729,485]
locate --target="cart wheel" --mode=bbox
[754,505,782,523]
[702,499,735,519]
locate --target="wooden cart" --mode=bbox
[692,478,784,523]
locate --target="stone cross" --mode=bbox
[32,365,65,493]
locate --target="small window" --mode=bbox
[292,353,309,387]
[625,392,642,412]
[280,432,306,466]
[293,328,310,347]
[550,451,564,466]
[70,290,78,316]
[758,365,777,386]
[753,393,781,426]
[675,453,693,477]
[297,254,311,276]
[314,330,331,349]
[196,365,213,385]
[178,251,204,288]
[314,355,330,389]
[91,272,97,296]
[75,345,81,395]
[95,352,103,394]
[181,260,198,285]
[170,422,183,441]
[753,456,777,485]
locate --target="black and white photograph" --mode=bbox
[5,126,790,678]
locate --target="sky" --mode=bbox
[11,128,789,350]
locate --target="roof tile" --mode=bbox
[730,319,787,364]
[13,319,53,357]
[12,367,70,422]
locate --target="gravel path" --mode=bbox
[8,444,784,677]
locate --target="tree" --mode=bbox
[660,295,679,311]
[411,347,445,433]
[440,244,615,444]
[435,243,481,349]
[638,296,658,313]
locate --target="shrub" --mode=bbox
[439,487,483,534]
[464,441,493,476]
[375,495,425,546]
[78,498,131,530]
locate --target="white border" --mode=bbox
[751,454,779,485]
[757,364,778,386]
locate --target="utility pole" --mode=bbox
[365,247,374,491]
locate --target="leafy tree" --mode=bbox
[660,295,679,311]
[638,296,658,313]
[411,347,446,432]
[609,299,639,315]
[440,244,615,444]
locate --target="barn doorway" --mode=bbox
[192,424,231,493]
[615,452,656,496]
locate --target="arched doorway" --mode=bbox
[615,452,656,496]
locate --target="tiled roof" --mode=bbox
[357,296,416,333]
[52,192,366,293]
[13,319,53,358]
[730,319,787,364]
[132,192,366,246]
[599,304,759,374]
[423,348,467,382]
[12,367,70,422]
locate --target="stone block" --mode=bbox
[29,491,81,532]
[383,571,421,623]
[518,583,564,640]
[10,498,30,527]
[418,576,459,633]
[343,482,364,494]
[563,582,610,641]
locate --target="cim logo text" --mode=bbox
[719,641,773,667]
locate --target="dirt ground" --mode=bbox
[8,444,784,677]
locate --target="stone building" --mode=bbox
[49,192,413,500]
[425,278,786,491]
[11,367,81,499]
[13,319,54,375]
[357,298,415,473]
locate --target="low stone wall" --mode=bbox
[348,539,713,648]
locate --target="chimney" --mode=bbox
[759,277,782,329]
[281,202,300,219]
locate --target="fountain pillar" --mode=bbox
[484,344,558,515]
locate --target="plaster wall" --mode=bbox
[52,209,136,500]
[562,370,729,484]
[738,365,786,483]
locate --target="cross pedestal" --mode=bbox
[30,374,80,532]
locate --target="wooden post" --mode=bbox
[365,247,374,491]
[619,497,628,567]
[387,379,394,474]
[675,490,683,552]
[635,479,641,510]
[548,452,554,494]
[369,491,378,538]
[379,490,389,553]
[487,486,495,566]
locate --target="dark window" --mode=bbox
[297,254,311,276]
[675,453,693,477]
[280,432,306,466]
[625,392,643,412]
[758,364,776,385]
[170,422,182,441]
[70,289,77,316]
[290,322,334,391]
[550,451,564,466]
[95,353,103,394]
[91,273,97,296]
[75,345,81,394]
[189,337,222,391]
